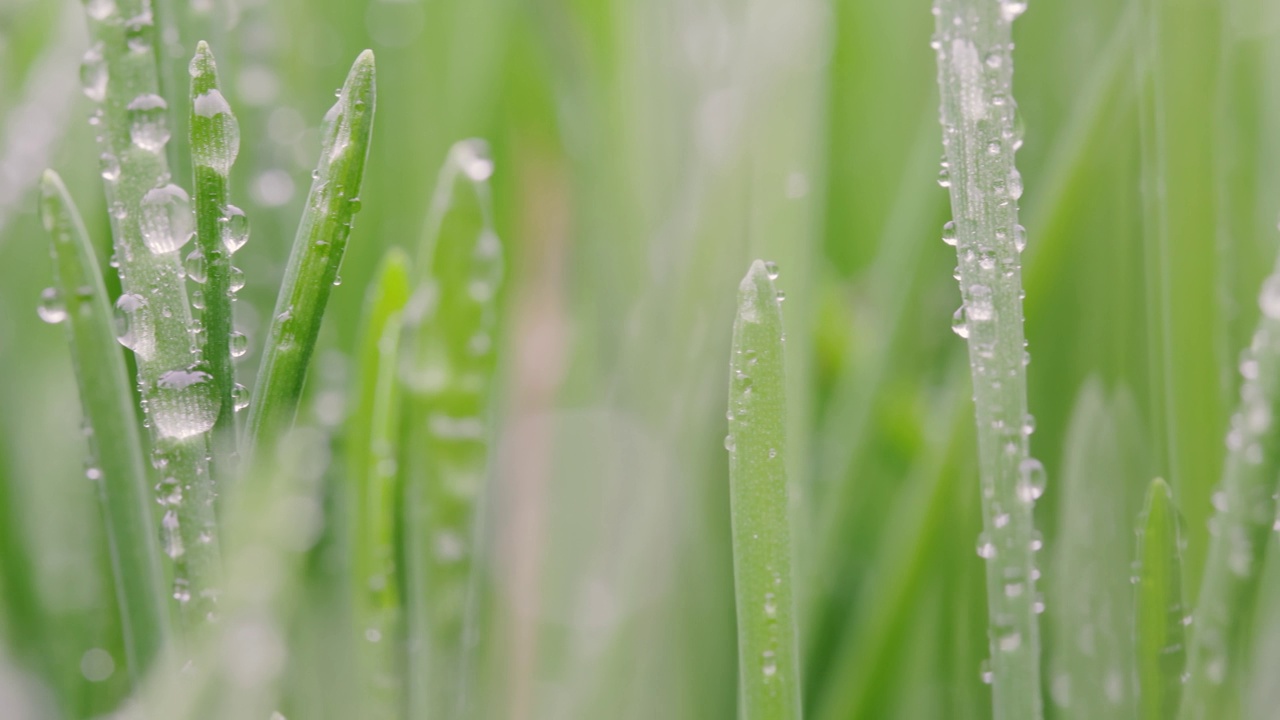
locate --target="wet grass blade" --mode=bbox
[244,50,376,460]
[726,260,800,720]
[80,0,220,639]
[188,41,245,474]
[347,248,411,719]
[931,1,1043,717]
[1136,477,1186,720]
[400,139,504,718]
[38,170,170,684]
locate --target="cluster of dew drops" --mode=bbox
[723,261,784,457]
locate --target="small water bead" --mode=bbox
[173,578,191,603]
[1022,413,1036,435]
[976,532,996,559]
[967,284,994,322]
[987,140,1002,155]
[1016,458,1047,503]
[938,163,951,188]
[951,306,969,339]
[85,0,117,21]
[998,630,1022,652]
[1008,171,1024,200]
[775,291,786,303]
[724,434,736,452]
[764,261,780,280]
[139,184,195,254]
[230,331,248,358]
[124,12,154,54]
[161,509,184,559]
[191,289,205,310]
[1013,224,1027,253]
[1259,275,1280,319]
[185,248,208,283]
[232,384,250,412]
[99,152,121,183]
[229,266,245,293]
[80,43,108,102]
[454,139,495,182]
[220,205,249,253]
[980,660,994,685]
[38,287,66,324]
[942,220,958,247]
[764,592,778,618]
[114,293,155,358]
[762,650,778,679]
[192,89,240,175]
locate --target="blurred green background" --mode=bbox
[1,0,1279,718]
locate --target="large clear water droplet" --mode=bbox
[942,220,958,247]
[185,248,208,283]
[150,366,218,440]
[80,43,108,102]
[114,293,155,359]
[230,331,248,358]
[192,89,240,174]
[229,266,245,294]
[220,205,249,254]
[232,383,250,412]
[38,287,66,324]
[126,94,170,153]
[139,184,194,254]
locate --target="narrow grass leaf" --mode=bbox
[1179,264,1280,719]
[931,1,1043,718]
[347,248,411,719]
[188,40,244,474]
[38,169,170,683]
[727,260,800,720]
[244,50,376,459]
[1136,477,1187,720]
[399,138,504,718]
[79,0,221,638]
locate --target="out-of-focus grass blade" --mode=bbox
[726,260,800,720]
[38,170,170,683]
[244,50,376,459]
[400,138,504,718]
[1135,477,1186,720]
[347,248,411,718]
[1047,380,1142,719]
[188,41,244,474]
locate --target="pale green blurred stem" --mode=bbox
[931,1,1043,718]
[80,0,220,639]
[1136,478,1186,720]
[39,170,171,683]
[727,261,801,720]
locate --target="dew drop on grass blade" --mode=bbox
[399,138,504,719]
[930,1,1043,717]
[727,260,801,720]
[244,50,376,460]
[348,248,411,719]
[38,170,170,684]
[79,0,220,639]
[1135,477,1186,720]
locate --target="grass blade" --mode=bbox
[244,50,376,460]
[400,139,504,718]
[80,0,220,638]
[347,248,411,719]
[188,40,244,473]
[931,1,1043,718]
[38,169,170,683]
[1179,267,1280,718]
[1136,477,1187,720]
[726,260,800,720]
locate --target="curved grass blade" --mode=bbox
[1179,267,1280,719]
[38,169,170,683]
[931,2,1043,717]
[79,0,220,639]
[1136,477,1186,720]
[348,248,411,719]
[726,260,800,720]
[188,40,245,475]
[244,50,376,460]
[400,139,504,719]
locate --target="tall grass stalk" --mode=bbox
[244,50,376,460]
[1179,268,1280,719]
[188,41,244,476]
[726,260,800,720]
[80,0,220,637]
[1136,477,1186,720]
[930,1,1043,717]
[38,169,170,684]
[399,139,503,718]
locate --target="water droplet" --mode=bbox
[1013,224,1027,252]
[229,266,245,293]
[987,140,1002,155]
[80,648,115,683]
[976,532,996,559]
[364,628,382,643]
[85,0,117,21]
[230,331,248,358]
[980,658,994,684]
[150,366,218,439]
[124,12,153,54]
[1001,0,1028,21]
[764,593,777,618]
[38,287,66,324]
[998,630,1022,652]
[139,184,194,254]
[453,139,494,182]
[993,512,1009,528]
[114,293,155,358]
[951,306,969,338]
[173,578,191,603]
[1016,458,1046,503]
[162,509,184,558]
[126,93,170,153]
[762,650,777,678]
[232,383,250,412]
[1260,275,1280,319]
[1008,171,1024,200]
[192,89,240,174]
[85,466,103,481]
[1022,413,1036,435]
[191,289,205,310]
[99,152,121,182]
[942,220,958,247]
[80,43,108,102]
[938,161,951,188]
[724,434,736,452]
[967,285,994,322]
[185,248,208,283]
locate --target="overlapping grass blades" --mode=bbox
[727,260,801,720]
[930,0,1043,717]
[38,170,170,684]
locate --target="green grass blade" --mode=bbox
[1179,268,1280,718]
[347,248,411,719]
[727,260,800,720]
[38,169,170,684]
[1136,477,1187,720]
[79,0,221,639]
[400,138,504,718]
[188,40,244,472]
[931,1,1043,718]
[244,50,376,460]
